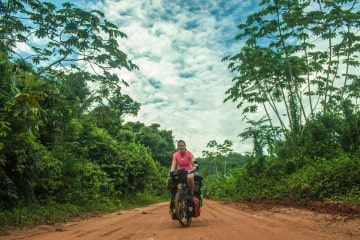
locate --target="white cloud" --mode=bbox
[78,0,255,156]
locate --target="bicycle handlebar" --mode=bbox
[168,169,196,175]
[166,169,197,179]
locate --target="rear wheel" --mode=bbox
[174,191,192,227]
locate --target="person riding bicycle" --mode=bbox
[170,140,198,195]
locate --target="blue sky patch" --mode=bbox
[148,79,162,89]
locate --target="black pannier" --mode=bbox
[194,174,203,207]
[194,174,203,193]
[170,168,187,185]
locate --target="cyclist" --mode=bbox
[170,140,198,195]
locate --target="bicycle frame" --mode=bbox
[169,169,195,227]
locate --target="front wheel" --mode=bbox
[174,191,192,227]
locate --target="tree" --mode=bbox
[223,0,360,153]
[0,0,143,210]
[125,122,176,167]
[0,52,57,208]
[1,0,138,101]
[202,140,233,176]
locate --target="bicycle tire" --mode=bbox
[174,191,192,227]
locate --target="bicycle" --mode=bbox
[169,168,197,227]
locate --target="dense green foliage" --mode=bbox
[0,0,173,227]
[204,153,360,203]
[223,0,360,152]
[203,0,360,204]
[124,122,176,167]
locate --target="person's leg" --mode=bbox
[187,173,195,195]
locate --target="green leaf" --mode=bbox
[25,72,35,88]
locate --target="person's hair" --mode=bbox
[177,140,186,146]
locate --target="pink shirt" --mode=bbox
[173,150,193,171]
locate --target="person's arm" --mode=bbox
[191,154,199,171]
[170,155,177,172]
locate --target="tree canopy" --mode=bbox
[223,0,360,155]
[202,0,360,203]
[0,1,170,221]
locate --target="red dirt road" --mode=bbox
[1,199,359,240]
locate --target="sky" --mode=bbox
[38,0,358,157]
[68,0,258,156]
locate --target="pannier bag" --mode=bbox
[186,195,194,216]
[194,174,203,192]
[166,176,177,190]
[170,168,187,184]
[169,200,177,220]
[192,195,200,217]
[194,174,203,207]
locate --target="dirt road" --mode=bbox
[1,199,359,240]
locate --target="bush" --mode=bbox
[286,155,360,201]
